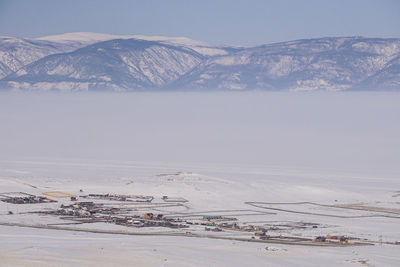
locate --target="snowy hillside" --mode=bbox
[172,37,400,91]
[3,38,204,91]
[355,54,400,90]
[1,33,400,91]
[0,36,90,79]
[0,33,141,79]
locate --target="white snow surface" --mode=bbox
[0,159,399,266]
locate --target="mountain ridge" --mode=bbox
[1,33,399,91]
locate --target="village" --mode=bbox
[2,190,399,247]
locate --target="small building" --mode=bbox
[203,215,222,220]
[143,213,154,219]
[313,236,326,242]
[255,231,266,236]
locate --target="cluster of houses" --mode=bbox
[1,192,56,204]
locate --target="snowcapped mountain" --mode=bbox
[0,32,232,79]
[0,33,399,91]
[36,32,232,57]
[3,38,204,91]
[0,36,90,79]
[171,37,400,91]
[0,33,131,79]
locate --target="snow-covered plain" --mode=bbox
[0,92,399,266]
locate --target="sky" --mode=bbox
[0,0,399,46]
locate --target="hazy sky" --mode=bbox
[0,0,399,46]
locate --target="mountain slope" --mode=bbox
[171,37,400,91]
[1,34,400,91]
[0,32,234,82]
[355,55,400,90]
[3,38,204,91]
[0,36,89,79]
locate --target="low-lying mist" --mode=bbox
[1,92,399,177]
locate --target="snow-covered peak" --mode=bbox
[132,35,207,46]
[36,32,204,46]
[36,32,135,44]
[130,35,229,56]
[0,36,25,43]
[36,32,229,56]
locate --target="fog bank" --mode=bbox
[1,92,399,176]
